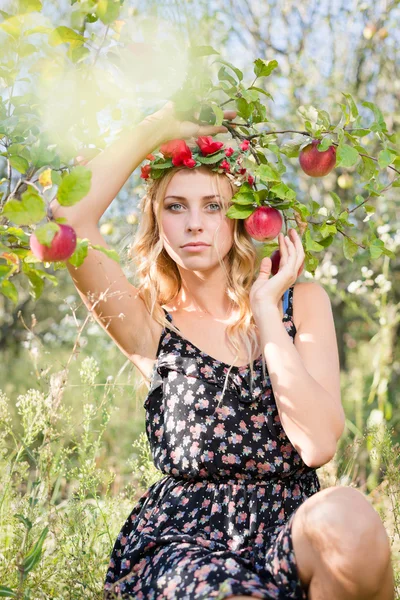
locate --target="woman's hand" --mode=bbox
[143,101,237,146]
[250,228,305,320]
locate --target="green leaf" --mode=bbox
[319,223,337,238]
[90,244,120,263]
[211,104,224,126]
[357,155,378,179]
[248,86,273,100]
[336,143,359,168]
[196,151,226,164]
[343,236,358,261]
[95,0,121,25]
[214,59,243,82]
[231,191,255,205]
[269,182,296,201]
[0,266,13,282]
[0,586,17,598]
[304,230,324,252]
[23,25,52,36]
[189,46,219,58]
[23,267,44,299]
[57,166,91,206]
[9,155,29,174]
[21,526,49,577]
[341,93,359,119]
[239,89,259,103]
[67,238,88,267]
[253,59,278,78]
[0,15,22,39]
[14,513,33,530]
[48,26,85,48]
[1,226,30,243]
[217,66,236,87]
[362,101,388,134]
[1,279,18,304]
[18,0,42,13]
[317,136,335,151]
[17,42,37,57]
[316,234,335,248]
[70,46,90,64]
[50,170,62,186]
[304,252,319,275]
[151,160,173,170]
[225,205,254,219]
[2,190,46,225]
[236,98,253,120]
[330,192,342,215]
[377,148,396,169]
[369,238,385,259]
[257,163,281,183]
[33,222,59,247]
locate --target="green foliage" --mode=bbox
[0,2,398,307]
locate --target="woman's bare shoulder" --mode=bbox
[292,281,328,331]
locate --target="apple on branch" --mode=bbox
[299,139,336,177]
[244,206,283,242]
[30,223,77,262]
[270,248,304,278]
[243,206,304,278]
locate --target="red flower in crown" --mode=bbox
[160,139,195,167]
[240,140,250,151]
[140,164,151,179]
[220,159,231,172]
[196,136,224,156]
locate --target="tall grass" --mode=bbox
[0,351,398,599]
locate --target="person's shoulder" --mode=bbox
[293,280,329,296]
[292,281,331,329]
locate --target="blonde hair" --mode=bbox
[128,165,267,404]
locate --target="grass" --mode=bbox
[0,344,398,599]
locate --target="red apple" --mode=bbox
[270,249,305,277]
[30,224,77,262]
[299,139,336,177]
[244,206,283,242]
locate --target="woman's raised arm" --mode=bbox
[49,102,234,226]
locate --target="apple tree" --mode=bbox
[0,1,399,308]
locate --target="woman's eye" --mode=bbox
[166,203,221,211]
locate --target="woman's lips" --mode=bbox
[182,244,210,251]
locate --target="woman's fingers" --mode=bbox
[197,124,229,136]
[287,229,305,273]
[223,110,237,120]
[279,232,288,265]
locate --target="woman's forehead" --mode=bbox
[165,169,232,198]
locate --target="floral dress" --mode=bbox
[104,285,321,600]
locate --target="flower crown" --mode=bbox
[140,136,256,188]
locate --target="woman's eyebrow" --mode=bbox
[164,194,221,201]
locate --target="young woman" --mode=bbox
[51,103,394,600]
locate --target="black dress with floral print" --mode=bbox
[104,285,321,600]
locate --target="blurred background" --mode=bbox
[0,0,399,596]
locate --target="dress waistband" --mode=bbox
[165,469,319,487]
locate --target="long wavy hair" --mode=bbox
[128,165,268,403]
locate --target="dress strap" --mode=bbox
[162,307,175,327]
[282,286,294,318]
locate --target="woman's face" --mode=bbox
[160,168,235,270]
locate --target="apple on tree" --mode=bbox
[30,223,77,262]
[269,248,305,278]
[244,206,283,242]
[242,206,304,278]
[299,139,336,177]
